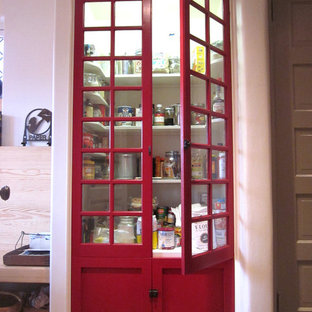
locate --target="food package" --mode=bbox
[192,46,205,74]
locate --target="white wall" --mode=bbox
[232,1,273,311]
[1,0,54,146]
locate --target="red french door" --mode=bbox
[180,0,234,274]
[72,0,153,260]
[72,0,233,294]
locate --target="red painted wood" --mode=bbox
[152,259,234,312]
[79,258,152,312]
[73,0,234,310]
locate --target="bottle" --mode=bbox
[136,217,142,244]
[212,85,224,114]
[152,215,158,249]
[211,151,218,179]
[218,151,226,179]
[154,104,165,126]
[135,105,142,126]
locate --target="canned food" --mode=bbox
[83,133,93,148]
[117,106,134,126]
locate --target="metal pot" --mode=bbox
[0,292,22,312]
[115,153,138,179]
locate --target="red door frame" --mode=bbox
[180,0,234,274]
[72,0,234,309]
[72,0,153,261]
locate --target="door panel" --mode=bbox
[181,0,233,274]
[152,259,233,312]
[272,0,312,311]
[74,259,152,312]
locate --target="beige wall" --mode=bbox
[51,0,274,311]
[0,0,54,146]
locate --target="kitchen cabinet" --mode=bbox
[72,0,233,311]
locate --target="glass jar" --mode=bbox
[115,216,136,244]
[93,223,109,244]
[173,103,180,125]
[191,103,206,125]
[154,104,165,126]
[164,107,174,125]
[163,151,180,179]
[191,151,205,179]
[84,73,99,86]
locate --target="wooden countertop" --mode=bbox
[0,146,51,284]
[0,250,49,283]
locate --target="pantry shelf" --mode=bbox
[152,178,181,184]
[153,247,182,258]
[83,91,109,107]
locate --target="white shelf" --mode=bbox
[83,91,109,107]
[83,123,210,135]
[153,247,181,258]
[84,61,106,79]
[83,122,108,133]
[153,178,181,183]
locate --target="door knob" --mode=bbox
[149,289,158,298]
[0,186,10,201]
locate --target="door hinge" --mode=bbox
[149,289,158,298]
[184,139,191,149]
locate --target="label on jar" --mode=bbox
[192,221,208,251]
[164,163,175,178]
[154,114,164,125]
[158,228,175,249]
[214,218,226,248]
[191,153,204,179]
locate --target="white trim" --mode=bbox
[50,0,74,311]
[231,0,273,311]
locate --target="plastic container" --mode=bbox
[115,216,135,244]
